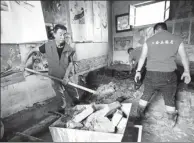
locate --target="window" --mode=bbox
[164,1,170,21]
[129,1,170,27]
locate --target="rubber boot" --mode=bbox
[134,78,142,90]
[135,105,146,125]
[137,105,146,118]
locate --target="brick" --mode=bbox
[112,110,123,126]
[66,120,83,129]
[93,117,115,133]
[121,104,132,118]
[73,105,95,123]
[105,101,122,117]
[90,102,121,118]
[117,118,127,134]
[84,107,110,128]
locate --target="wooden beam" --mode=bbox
[15,132,43,142]
[9,115,58,142]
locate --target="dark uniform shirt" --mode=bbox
[39,40,75,78]
[146,30,182,72]
[39,42,65,59]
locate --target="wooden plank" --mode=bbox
[9,115,58,142]
[15,132,43,142]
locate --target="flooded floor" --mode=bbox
[3,68,194,142]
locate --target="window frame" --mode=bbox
[129,0,170,28]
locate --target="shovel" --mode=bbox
[25,68,111,95]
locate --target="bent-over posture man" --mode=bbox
[127,47,146,89]
[134,22,191,127]
[25,24,77,113]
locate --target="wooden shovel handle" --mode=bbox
[25,68,97,95]
[68,82,97,94]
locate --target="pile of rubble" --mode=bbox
[61,101,131,134]
[92,80,144,104]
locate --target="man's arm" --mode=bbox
[178,42,191,84]
[178,42,190,72]
[136,43,148,72]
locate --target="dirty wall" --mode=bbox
[112,1,194,67]
[1,1,112,118]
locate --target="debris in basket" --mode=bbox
[73,105,95,123]
[72,106,87,116]
[116,117,128,134]
[116,96,128,103]
[63,102,131,135]
[121,104,131,117]
[93,117,115,133]
[66,120,84,129]
[105,101,122,117]
[112,110,123,126]
[84,107,110,129]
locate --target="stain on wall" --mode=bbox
[174,21,190,44]
[41,1,69,27]
[1,44,21,73]
[170,0,194,20]
[0,42,109,118]
[1,1,112,118]
[1,75,55,118]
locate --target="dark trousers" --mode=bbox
[141,71,177,107]
[51,80,73,109]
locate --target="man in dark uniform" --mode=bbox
[134,22,191,127]
[25,24,76,113]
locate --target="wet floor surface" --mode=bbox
[3,71,194,142]
[37,73,194,142]
[91,74,194,142]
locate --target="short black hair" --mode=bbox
[153,22,167,31]
[53,24,67,33]
[127,48,134,54]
